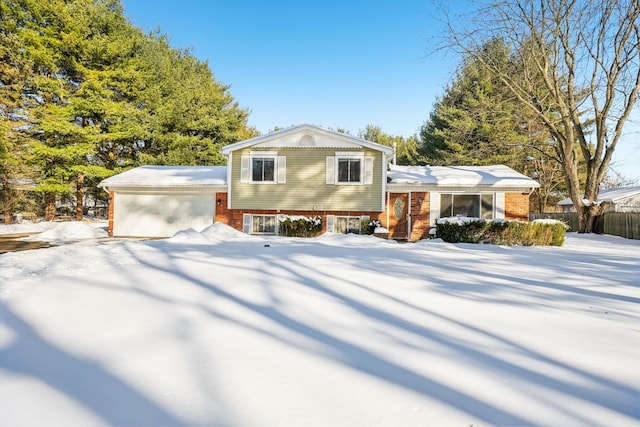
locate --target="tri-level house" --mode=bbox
[218,124,393,236]
[99,124,539,240]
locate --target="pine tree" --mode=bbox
[1,0,256,220]
[419,38,567,212]
[440,0,640,232]
[358,125,418,166]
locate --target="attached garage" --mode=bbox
[99,166,227,237]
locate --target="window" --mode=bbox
[338,158,361,183]
[252,157,275,182]
[480,194,493,219]
[241,152,286,184]
[252,215,277,234]
[440,194,494,219]
[326,153,373,185]
[335,216,362,234]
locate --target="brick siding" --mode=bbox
[214,190,530,239]
[505,192,531,221]
[377,192,431,241]
[409,192,430,241]
[214,194,380,234]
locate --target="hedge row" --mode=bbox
[278,216,322,237]
[436,219,568,246]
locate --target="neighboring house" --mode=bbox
[99,124,540,239]
[558,186,640,213]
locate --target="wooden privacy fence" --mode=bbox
[600,213,640,240]
[530,212,640,240]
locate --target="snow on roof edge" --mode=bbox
[387,164,539,188]
[557,186,640,205]
[98,165,228,188]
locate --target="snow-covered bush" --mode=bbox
[361,219,381,235]
[436,217,568,246]
[278,215,322,237]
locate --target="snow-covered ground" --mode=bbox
[0,221,638,426]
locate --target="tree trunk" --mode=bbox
[44,192,56,221]
[1,174,13,224]
[577,203,601,233]
[76,173,84,221]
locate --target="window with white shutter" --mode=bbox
[242,213,252,234]
[331,152,367,185]
[277,156,286,183]
[325,214,335,233]
[326,156,335,184]
[244,151,282,184]
[364,156,373,184]
[240,156,250,183]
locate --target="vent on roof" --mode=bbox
[298,134,316,146]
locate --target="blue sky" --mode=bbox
[121,1,455,137]
[121,0,639,181]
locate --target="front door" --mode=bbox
[389,193,409,240]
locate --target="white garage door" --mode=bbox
[113,193,215,237]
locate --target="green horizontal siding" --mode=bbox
[230,147,384,211]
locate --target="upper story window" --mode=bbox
[326,152,373,185]
[337,158,361,183]
[252,157,275,182]
[240,151,286,184]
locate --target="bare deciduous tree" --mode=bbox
[440,0,640,232]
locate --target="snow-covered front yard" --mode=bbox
[0,221,638,426]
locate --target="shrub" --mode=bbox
[361,219,381,235]
[436,217,568,246]
[436,217,493,243]
[278,215,322,237]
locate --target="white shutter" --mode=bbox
[277,156,286,183]
[326,156,335,184]
[242,213,252,234]
[364,156,373,184]
[326,215,335,233]
[240,156,250,183]
[429,192,440,227]
[495,192,505,219]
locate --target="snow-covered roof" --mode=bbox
[98,166,228,188]
[99,164,540,190]
[387,165,539,188]
[557,186,640,205]
[221,124,394,155]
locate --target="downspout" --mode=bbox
[407,192,412,241]
[386,191,390,232]
[226,152,232,209]
[381,153,387,211]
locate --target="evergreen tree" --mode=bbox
[0,0,39,222]
[420,39,528,166]
[420,38,567,212]
[0,0,255,220]
[358,125,418,165]
[440,0,640,232]
[134,36,257,166]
